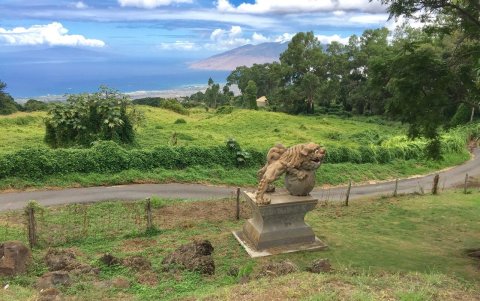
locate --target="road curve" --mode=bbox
[0,149,478,211]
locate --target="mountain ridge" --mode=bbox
[189,42,288,71]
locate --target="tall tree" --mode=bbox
[0,81,19,115]
[280,32,326,114]
[244,80,258,110]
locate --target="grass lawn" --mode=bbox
[1,190,479,300]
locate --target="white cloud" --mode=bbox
[203,26,350,51]
[348,14,389,24]
[216,0,385,14]
[74,1,88,9]
[315,34,349,45]
[159,40,198,50]
[207,25,250,50]
[118,0,192,9]
[274,33,294,43]
[252,32,269,43]
[0,22,105,47]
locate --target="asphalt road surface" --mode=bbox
[0,149,478,211]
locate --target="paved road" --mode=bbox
[0,149,478,211]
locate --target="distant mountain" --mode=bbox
[1,46,112,64]
[189,42,288,71]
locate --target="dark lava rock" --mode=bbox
[162,240,215,275]
[44,249,76,271]
[36,271,70,290]
[307,258,332,273]
[99,253,121,266]
[0,241,32,276]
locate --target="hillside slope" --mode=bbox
[189,42,288,71]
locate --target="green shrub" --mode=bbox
[376,146,392,163]
[216,105,234,114]
[358,145,376,163]
[174,118,187,124]
[44,86,141,148]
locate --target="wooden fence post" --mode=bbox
[145,197,153,230]
[393,178,398,197]
[464,173,469,194]
[345,180,352,207]
[27,206,37,249]
[432,174,439,195]
[236,188,240,220]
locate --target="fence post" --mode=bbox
[393,178,398,197]
[432,174,439,195]
[27,206,37,249]
[145,197,153,230]
[236,188,240,220]
[345,180,352,207]
[464,173,469,194]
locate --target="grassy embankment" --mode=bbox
[0,190,479,300]
[0,107,471,190]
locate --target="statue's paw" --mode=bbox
[297,171,307,180]
[255,194,271,206]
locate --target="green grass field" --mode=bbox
[1,190,479,300]
[0,107,405,154]
[0,107,472,191]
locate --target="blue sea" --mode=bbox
[0,50,229,100]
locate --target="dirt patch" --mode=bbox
[154,199,251,229]
[123,255,152,272]
[259,260,298,278]
[37,287,63,301]
[120,238,157,253]
[136,270,158,286]
[162,240,215,275]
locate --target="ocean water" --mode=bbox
[1,56,229,100]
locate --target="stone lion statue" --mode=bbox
[255,142,326,205]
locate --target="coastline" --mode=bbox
[13,83,211,103]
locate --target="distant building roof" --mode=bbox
[256,96,267,107]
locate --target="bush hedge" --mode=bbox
[0,136,468,180]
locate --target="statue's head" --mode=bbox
[300,143,326,169]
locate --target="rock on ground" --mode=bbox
[162,240,215,275]
[0,241,32,276]
[99,253,121,266]
[307,258,332,273]
[36,271,70,290]
[44,248,98,275]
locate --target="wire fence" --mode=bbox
[0,172,478,249]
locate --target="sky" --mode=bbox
[0,0,412,98]
[0,0,401,58]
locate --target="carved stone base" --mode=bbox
[233,191,327,257]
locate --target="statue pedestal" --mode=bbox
[233,191,327,257]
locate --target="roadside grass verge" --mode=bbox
[0,151,469,191]
[0,190,479,300]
